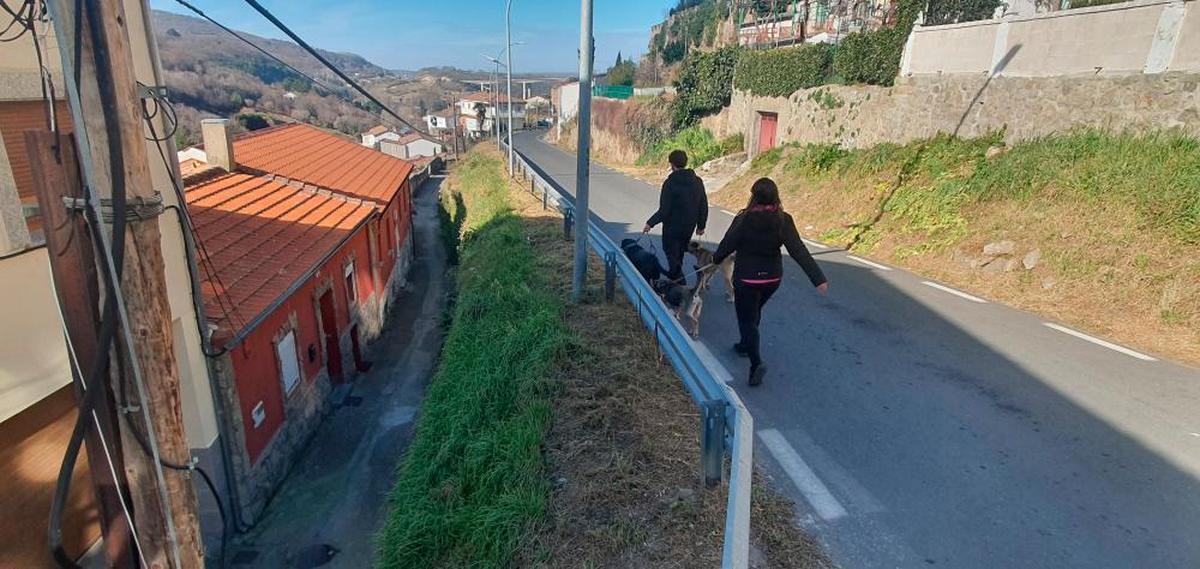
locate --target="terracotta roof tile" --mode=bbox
[185,172,375,342]
[365,124,390,136]
[232,123,413,206]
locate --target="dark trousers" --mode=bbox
[734,280,780,369]
[662,233,690,284]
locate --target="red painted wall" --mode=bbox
[228,177,413,465]
[229,220,374,464]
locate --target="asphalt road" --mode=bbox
[512,131,1200,569]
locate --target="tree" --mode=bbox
[418,99,428,117]
[237,113,270,131]
[606,56,637,87]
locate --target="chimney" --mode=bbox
[201,118,236,171]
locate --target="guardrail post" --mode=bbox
[604,252,617,302]
[563,209,573,240]
[542,186,548,210]
[701,400,726,488]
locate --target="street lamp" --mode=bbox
[481,54,506,147]
[505,0,515,175]
[484,40,524,151]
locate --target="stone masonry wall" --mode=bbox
[213,353,332,524]
[728,72,1200,155]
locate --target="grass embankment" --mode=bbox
[376,149,568,568]
[716,129,1200,364]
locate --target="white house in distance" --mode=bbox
[424,109,454,132]
[379,132,443,160]
[361,124,404,148]
[456,91,526,132]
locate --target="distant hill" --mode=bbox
[152,9,397,146]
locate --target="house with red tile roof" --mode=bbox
[360,123,403,149]
[182,119,417,521]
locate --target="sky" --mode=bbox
[151,0,677,73]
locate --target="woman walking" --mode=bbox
[712,178,828,386]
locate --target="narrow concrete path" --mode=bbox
[224,176,447,568]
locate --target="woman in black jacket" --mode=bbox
[713,178,828,386]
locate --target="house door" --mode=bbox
[757,112,778,154]
[318,290,343,382]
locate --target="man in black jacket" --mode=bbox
[642,150,709,285]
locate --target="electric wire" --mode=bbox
[0,0,32,42]
[239,0,435,138]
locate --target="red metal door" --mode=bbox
[757,112,778,154]
[318,290,343,381]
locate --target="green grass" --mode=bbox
[376,149,568,569]
[773,129,1200,248]
[638,126,736,167]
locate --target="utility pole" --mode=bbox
[572,0,593,301]
[45,2,205,567]
[27,132,137,569]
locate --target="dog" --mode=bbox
[621,238,664,284]
[656,241,726,339]
[621,238,733,338]
[691,242,736,303]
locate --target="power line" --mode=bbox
[239,0,434,137]
[170,0,341,95]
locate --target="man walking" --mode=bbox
[642,150,708,284]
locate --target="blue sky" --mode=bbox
[151,0,676,73]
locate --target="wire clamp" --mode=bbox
[137,83,169,101]
[63,193,165,223]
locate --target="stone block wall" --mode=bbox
[212,353,333,524]
[729,72,1200,155]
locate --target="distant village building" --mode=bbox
[361,124,403,148]
[455,91,527,138]
[379,132,443,160]
[423,109,454,132]
[736,0,894,48]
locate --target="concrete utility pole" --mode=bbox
[505,0,515,174]
[572,0,593,301]
[45,1,204,567]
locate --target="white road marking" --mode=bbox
[845,255,893,271]
[1042,323,1157,362]
[785,427,884,514]
[720,208,736,216]
[759,429,848,521]
[921,281,988,304]
[802,239,829,250]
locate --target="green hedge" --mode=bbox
[671,46,741,127]
[831,27,907,87]
[734,44,834,97]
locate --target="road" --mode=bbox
[512,131,1200,569]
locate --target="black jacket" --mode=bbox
[713,207,826,287]
[646,169,708,237]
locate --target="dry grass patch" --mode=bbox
[712,132,1200,366]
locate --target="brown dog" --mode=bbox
[659,242,733,338]
[688,242,736,303]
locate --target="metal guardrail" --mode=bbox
[502,143,753,569]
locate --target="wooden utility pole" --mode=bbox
[27,132,137,569]
[44,1,205,568]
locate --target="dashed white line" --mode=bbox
[759,429,848,521]
[1042,323,1157,362]
[845,255,893,271]
[802,239,829,250]
[719,208,736,216]
[921,281,988,304]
